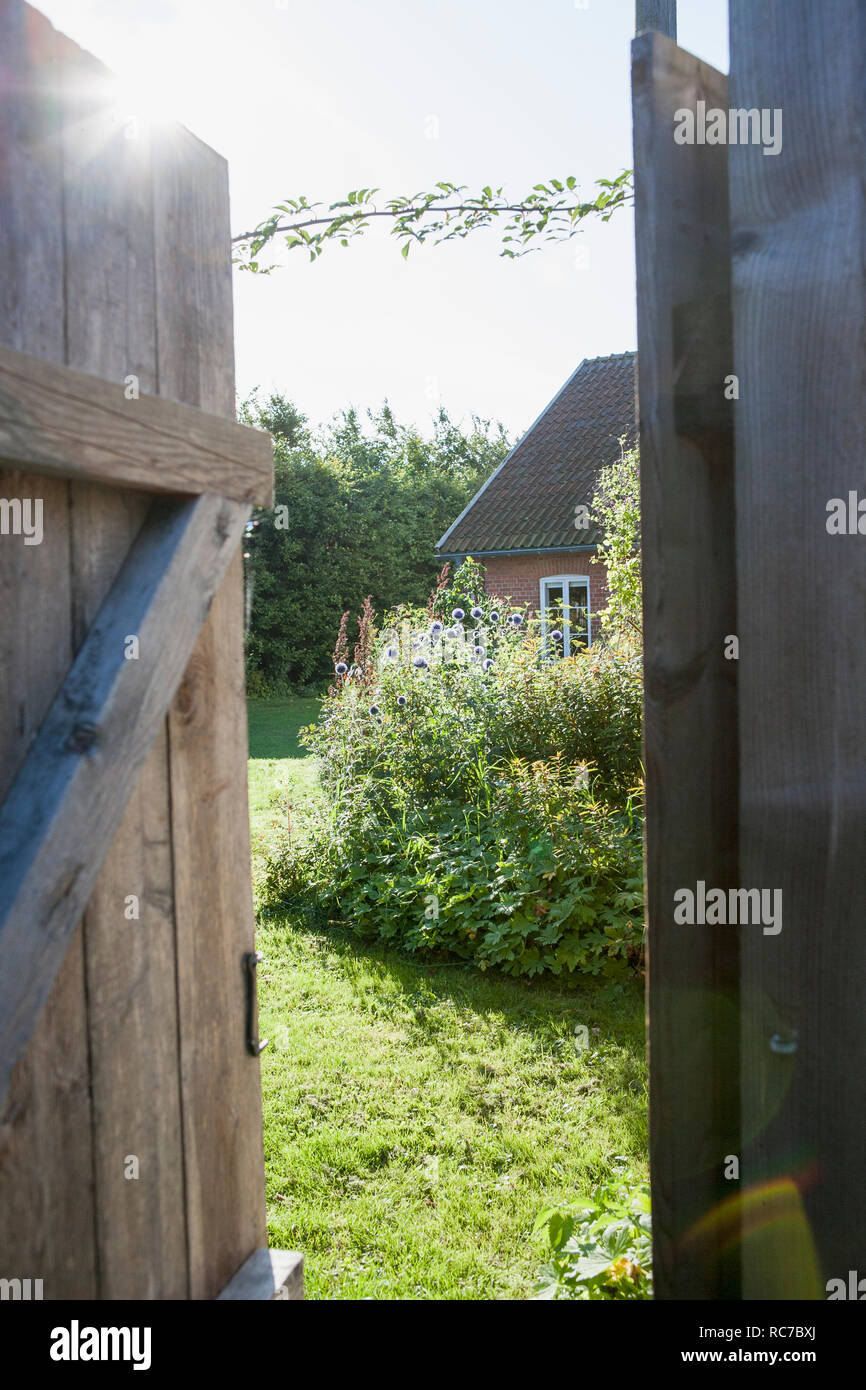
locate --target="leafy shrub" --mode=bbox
[261,567,645,981]
[240,394,510,691]
[534,1168,652,1300]
[592,442,641,650]
[275,766,643,981]
[307,562,642,812]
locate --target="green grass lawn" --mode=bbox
[248,695,648,1300]
[248,696,321,870]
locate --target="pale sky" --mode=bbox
[38,0,728,439]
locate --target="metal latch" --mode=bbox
[244,951,269,1057]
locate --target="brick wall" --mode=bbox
[481,549,609,642]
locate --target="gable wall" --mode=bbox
[481,549,609,630]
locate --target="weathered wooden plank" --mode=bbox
[0,342,273,505]
[216,1249,304,1302]
[729,0,866,1300]
[636,0,677,40]
[0,0,97,1299]
[60,39,187,1300]
[154,120,268,1299]
[0,492,250,1108]
[632,31,739,1298]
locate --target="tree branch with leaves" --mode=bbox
[232,171,633,272]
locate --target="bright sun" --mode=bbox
[105,72,176,133]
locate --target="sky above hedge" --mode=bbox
[38,0,727,436]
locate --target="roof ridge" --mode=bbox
[580,349,636,364]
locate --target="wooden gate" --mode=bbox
[635,0,866,1299]
[0,0,294,1299]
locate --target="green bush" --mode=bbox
[240,394,510,692]
[261,567,645,981]
[533,1168,653,1300]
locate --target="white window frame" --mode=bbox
[539,574,592,655]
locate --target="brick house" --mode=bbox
[435,351,637,652]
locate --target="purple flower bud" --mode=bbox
[451,607,465,621]
[473,645,484,657]
[430,621,444,635]
[385,646,399,659]
[413,656,428,669]
[396,694,407,707]
[369,704,380,716]
[489,610,500,623]
[509,613,524,627]
[551,629,563,642]
[470,606,483,620]
[483,659,494,671]
[335,662,348,675]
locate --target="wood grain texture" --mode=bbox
[0,342,274,505]
[635,0,677,40]
[0,492,249,1107]
[0,0,271,1300]
[632,31,739,1298]
[60,40,187,1300]
[0,0,97,1298]
[154,120,268,1299]
[729,0,866,1299]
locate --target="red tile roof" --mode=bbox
[437,351,637,554]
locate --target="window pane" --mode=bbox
[568,581,589,648]
[543,582,565,657]
[544,582,564,617]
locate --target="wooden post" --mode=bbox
[632,32,739,1298]
[636,0,676,40]
[729,0,866,1299]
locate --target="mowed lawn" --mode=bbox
[248,695,321,866]
[248,695,648,1300]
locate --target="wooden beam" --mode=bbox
[729,0,866,1299]
[60,37,188,1299]
[216,1249,304,1301]
[632,31,739,1298]
[0,0,100,1298]
[0,492,250,1107]
[154,117,269,1299]
[0,342,274,506]
[636,0,676,39]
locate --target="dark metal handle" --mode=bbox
[244,951,269,1057]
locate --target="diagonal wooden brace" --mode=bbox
[0,492,250,1105]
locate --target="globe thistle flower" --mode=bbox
[483,659,494,672]
[489,610,500,624]
[369,704,381,716]
[385,645,399,660]
[451,607,465,621]
[473,644,485,658]
[335,661,348,676]
[413,656,428,669]
[430,620,444,636]
[509,613,524,627]
[551,629,563,642]
[396,693,408,707]
[445,626,461,640]
[470,605,483,620]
